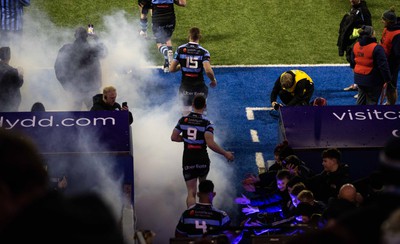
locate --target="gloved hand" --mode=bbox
[271,101,283,111]
[350,28,361,39]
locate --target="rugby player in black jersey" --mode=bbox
[174,180,243,242]
[171,95,234,208]
[169,27,217,115]
[151,0,186,72]
[138,0,152,38]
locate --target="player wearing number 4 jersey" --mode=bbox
[171,95,234,208]
[175,180,231,239]
[170,27,217,115]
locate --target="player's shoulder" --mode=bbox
[211,206,229,217]
[197,44,209,52]
[177,43,190,51]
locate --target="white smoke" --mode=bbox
[7,7,236,243]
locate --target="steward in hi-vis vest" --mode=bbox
[353,41,377,75]
[350,25,391,105]
[270,70,314,109]
[380,8,400,105]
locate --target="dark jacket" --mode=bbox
[337,0,372,56]
[334,189,400,244]
[307,164,351,204]
[90,94,133,125]
[55,37,107,93]
[322,197,358,222]
[381,17,400,83]
[350,36,391,87]
[0,61,23,112]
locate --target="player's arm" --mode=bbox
[169,59,180,73]
[174,0,186,7]
[204,61,217,88]
[204,132,234,161]
[270,77,283,109]
[171,128,183,142]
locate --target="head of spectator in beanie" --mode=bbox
[358,25,374,37]
[382,8,397,24]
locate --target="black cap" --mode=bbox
[359,25,374,37]
[382,9,397,23]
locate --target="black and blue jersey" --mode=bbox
[151,0,174,22]
[174,42,211,87]
[174,112,214,152]
[175,203,231,238]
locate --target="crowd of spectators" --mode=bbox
[203,136,399,244]
[170,136,400,243]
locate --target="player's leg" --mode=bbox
[179,85,194,116]
[185,178,197,208]
[153,23,171,72]
[138,0,151,37]
[157,20,175,72]
[194,85,208,115]
[165,20,176,66]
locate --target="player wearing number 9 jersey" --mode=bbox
[171,95,234,208]
[170,27,217,115]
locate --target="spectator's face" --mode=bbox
[105,91,117,105]
[382,19,390,27]
[290,194,300,207]
[277,178,289,192]
[322,157,337,172]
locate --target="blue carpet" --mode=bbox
[149,65,358,182]
[147,65,370,229]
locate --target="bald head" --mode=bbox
[338,183,357,202]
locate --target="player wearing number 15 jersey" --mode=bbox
[170,27,217,115]
[171,95,234,208]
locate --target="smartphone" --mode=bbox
[122,102,127,107]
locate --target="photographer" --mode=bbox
[270,70,314,110]
[55,26,107,110]
[90,86,133,125]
